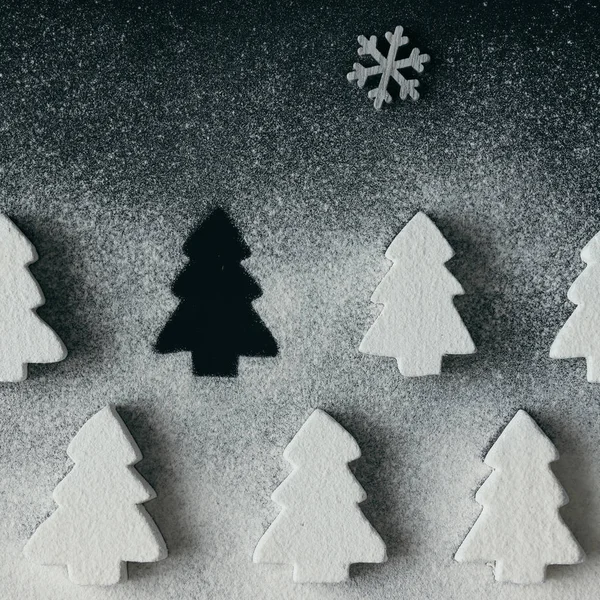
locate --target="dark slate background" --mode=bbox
[0,1,598,599]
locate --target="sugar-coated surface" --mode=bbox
[0,1,599,598]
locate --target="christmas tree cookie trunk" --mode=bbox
[495,559,546,586]
[587,357,600,382]
[294,562,349,584]
[0,361,27,383]
[397,353,442,377]
[68,558,126,586]
[192,348,239,377]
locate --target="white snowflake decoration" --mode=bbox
[347,26,430,109]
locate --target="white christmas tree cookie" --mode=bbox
[455,410,584,584]
[0,214,66,381]
[24,406,167,585]
[360,212,475,376]
[551,231,600,381]
[253,409,386,583]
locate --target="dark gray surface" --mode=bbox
[0,1,599,598]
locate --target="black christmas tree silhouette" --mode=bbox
[155,208,278,376]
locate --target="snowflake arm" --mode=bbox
[395,47,430,75]
[357,35,385,64]
[347,63,384,88]
[385,26,409,49]
[347,35,386,88]
[393,48,431,100]
[367,86,390,107]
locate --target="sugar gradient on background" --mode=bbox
[0,0,599,599]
